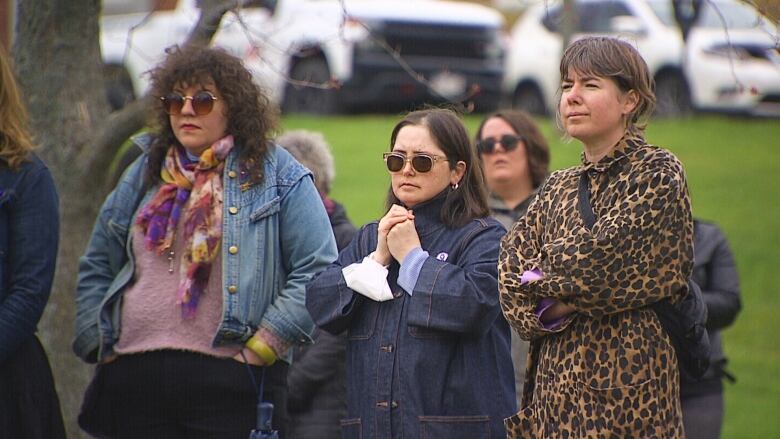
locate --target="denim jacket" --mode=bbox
[0,154,59,363]
[73,135,337,363]
[306,194,516,439]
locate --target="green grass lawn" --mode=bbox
[281,113,780,436]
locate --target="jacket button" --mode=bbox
[391,401,398,409]
[228,170,237,178]
[380,344,393,352]
[229,245,238,254]
[228,285,238,294]
[229,206,238,214]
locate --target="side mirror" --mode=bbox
[610,15,647,36]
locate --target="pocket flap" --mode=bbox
[250,197,281,222]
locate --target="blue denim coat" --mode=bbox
[306,195,516,439]
[73,136,337,363]
[0,154,59,363]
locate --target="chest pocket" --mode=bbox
[348,298,379,340]
[249,196,280,223]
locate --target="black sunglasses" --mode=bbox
[161,91,219,116]
[476,134,523,154]
[383,152,449,173]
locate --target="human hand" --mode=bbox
[387,217,421,263]
[376,204,414,265]
[100,353,118,364]
[233,347,266,366]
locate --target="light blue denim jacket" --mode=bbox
[73,135,337,363]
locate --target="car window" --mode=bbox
[647,0,766,30]
[541,1,634,33]
[697,1,764,29]
[580,1,634,32]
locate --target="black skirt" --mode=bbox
[0,335,66,439]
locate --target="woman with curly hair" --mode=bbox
[0,46,65,439]
[74,46,337,438]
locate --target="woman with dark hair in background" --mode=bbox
[474,109,550,407]
[500,37,692,437]
[74,46,336,438]
[276,129,356,439]
[306,108,515,439]
[0,46,65,439]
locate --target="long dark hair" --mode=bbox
[474,109,550,189]
[146,45,278,185]
[385,108,489,228]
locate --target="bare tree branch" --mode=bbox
[184,0,238,48]
[81,96,152,188]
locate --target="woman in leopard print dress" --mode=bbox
[499,37,693,438]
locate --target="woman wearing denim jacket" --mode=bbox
[0,46,65,439]
[73,46,336,438]
[307,109,516,439]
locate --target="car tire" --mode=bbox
[655,71,693,118]
[282,57,340,115]
[103,65,136,111]
[512,83,547,116]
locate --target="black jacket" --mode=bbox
[287,200,356,438]
[681,219,741,398]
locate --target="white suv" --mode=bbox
[101,0,506,113]
[503,0,780,117]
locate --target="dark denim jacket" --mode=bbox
[307,195,516,439]
[0,154,59,363]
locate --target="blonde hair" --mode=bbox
[0,46,35,169]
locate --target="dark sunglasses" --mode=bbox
[476,134,522,154]
[160,91,219,116]
[383,152,449,173]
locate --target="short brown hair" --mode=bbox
[146,45,278,185]
[474,109,550,189]
[386,108,489,228]
[558,36,655,135]
[0,46,35,169]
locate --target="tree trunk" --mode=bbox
[14,1,109,437]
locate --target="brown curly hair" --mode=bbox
[146,45,278,185]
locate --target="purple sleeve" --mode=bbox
[534,297,567,330]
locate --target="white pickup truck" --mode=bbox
[101,0,506,113]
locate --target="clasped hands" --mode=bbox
[373,204,421,266]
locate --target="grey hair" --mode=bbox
[275,129,336,194]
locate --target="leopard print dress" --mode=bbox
[499,137,693,438]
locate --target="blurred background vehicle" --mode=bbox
[502,0,780,117]
[101,0,506,114]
